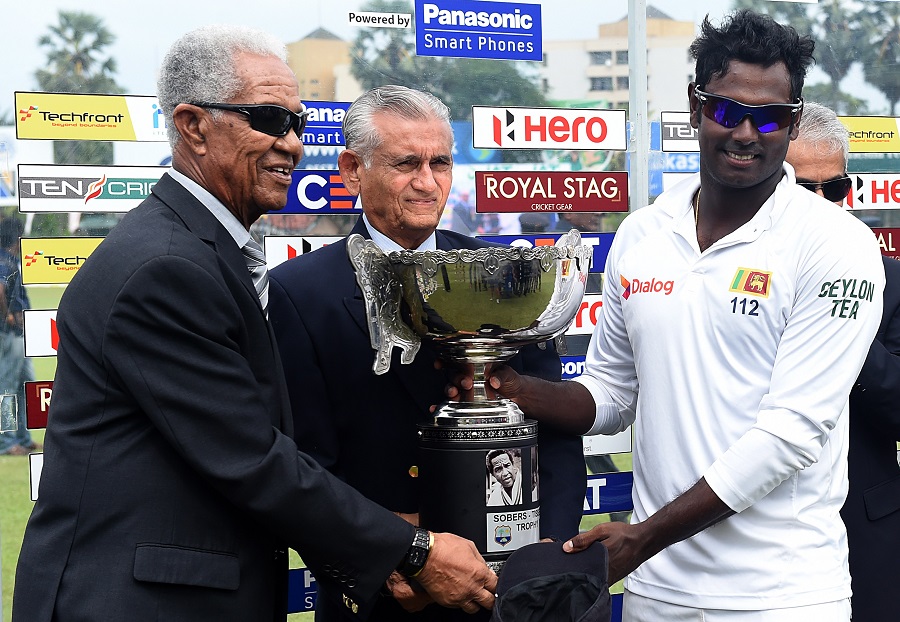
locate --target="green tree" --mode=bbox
[731,0,866,115]
[34,11,124,235]
[862,2,900,115]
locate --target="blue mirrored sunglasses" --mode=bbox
[694,88,802,134]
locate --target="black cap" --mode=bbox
[491,541,611,622]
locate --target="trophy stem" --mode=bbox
[471,362,490,403]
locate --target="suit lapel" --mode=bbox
[151,174,284,429]
[151,174,264,319]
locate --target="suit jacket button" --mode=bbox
[347,578,358,588]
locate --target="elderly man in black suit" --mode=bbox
[12,26,496,622]
[268,85,585,621]
[786,101,900,622]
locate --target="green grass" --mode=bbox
[0,430,42,621]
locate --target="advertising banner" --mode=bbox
[660,111,698,152]
[415,0,542,61]
[24,309,58,357]
[263,236,343,269]
[481,232,614,274]
[873,228,900,259]
[16,92,167,142]
[302,101,351,147]
[475,171,628,212]
[846,173,900,209]
[840,116,900,153]
[281,169,360,214]
[21,237,103,285]
[18,164,167,213]
[473,106,627,151]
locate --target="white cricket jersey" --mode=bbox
[574,165,884,610]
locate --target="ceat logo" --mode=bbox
[25,250,44,267]
[19,105,37,121]
[84,175,106,203]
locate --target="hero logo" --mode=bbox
[492,109,606,147]
[621,274,673,299]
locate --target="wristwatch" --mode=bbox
[396,528,433,577]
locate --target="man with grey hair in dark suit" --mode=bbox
[13,25,496,622]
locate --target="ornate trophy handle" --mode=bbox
[347,234,421,374]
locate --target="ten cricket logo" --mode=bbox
[19,175,157,204]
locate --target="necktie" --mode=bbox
[242,238,269,316]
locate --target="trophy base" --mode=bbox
[432,399,525,426]
[417,418,540,575]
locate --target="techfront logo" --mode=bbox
[24,250,44,267]
[17,105,124,126]
[473,105,627,151]
[19,105,37,121]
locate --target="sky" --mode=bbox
[2,0,732,114]
[1,0,889,118]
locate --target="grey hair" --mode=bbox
[157,24,288,150]
[343,85,452,167]
[796,101,849,169]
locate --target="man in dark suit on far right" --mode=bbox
[787,101,900,622]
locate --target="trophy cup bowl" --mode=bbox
[348,229,592,571]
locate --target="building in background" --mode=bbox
[540,6,695,115]
[287,28,363,102]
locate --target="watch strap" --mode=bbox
[397,528,432,577]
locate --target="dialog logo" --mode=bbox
[730,267,771,298]
[621,275,674,298]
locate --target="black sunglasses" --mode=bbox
[694,88,803,134]
[194,102,309,137]
[797,176,852,203]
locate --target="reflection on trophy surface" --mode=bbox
[348,228,591,571]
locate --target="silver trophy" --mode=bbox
[348,229,592,570]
